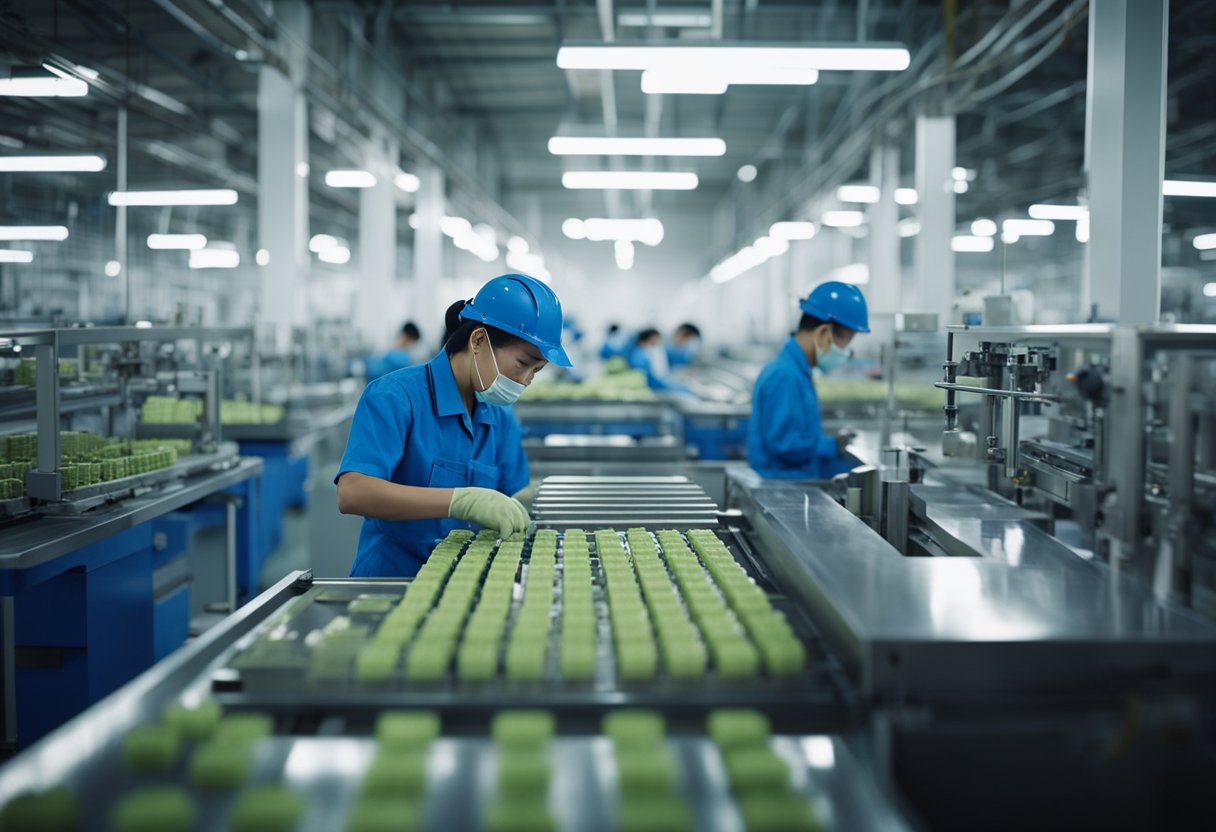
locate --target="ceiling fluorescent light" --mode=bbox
[640,72,728,95]
[824,263,870,285]
[753,236,790,258]
[0,74,87,97]
[769,221,817,240]
[822,210,865,228]
[897,219,921,237]
[0,249,34,263]
[952,235,995,253]
[614,240,635,270]
[394,172,420,192]
[618,11,712,28]
[895,188,918,205]
[317,245,351,265]
[557,43,911,72]
[1163,180,1216,198]
[324,170,376,188]
[0,225,69,241]
[641,67,817,94]
[1204,282,1216,296]
[548,137,726,156]
[0,155,106,172]
[1002,219,1055,236]
[836,184,879,204]
[507,236,529,254]
[1028,203,1087,221]
[147,233,207,250]
[189,248,240,269]
[561,171,698,190]
[561,219,586,240]
[970,219,997,237]
[583,218,664,246]
[1193,233,1216,251]
[109,189,238,206]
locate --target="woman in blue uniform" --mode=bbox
[747,281,869,479]
[336,273,571,576]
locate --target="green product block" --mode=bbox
[615,747,678,796]
[111,787,197,832]
[722,747,792,793]
[496,748,551,794]
[229,786,305,832]
[707,710,771,750]
[616,797,695,832]
[759,638,807,676]
[0,787,79,832]
[348,596,395,615]
[123,723,182,772]
[375,711,440,749]
[458,642,499,681]
[346,798,421,832]
[215,713,274,744]
[484,799,554,832]
[405,644,450,681]
[662,642,706,679]
[505,643,547,681]
[362,751,428,797]
[188,741,254,789]
[713,640,761,679]
[559,643,596,680]
[492,710,556,749]
[602,710,665,748]
[355,643,400,682]
[616,646,658,681]
[162,699,222,740]
[737,794,822,832]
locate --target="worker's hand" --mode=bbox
[835,428,858,456]
[448,487,530,537]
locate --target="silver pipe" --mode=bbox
[934,381,1060,402]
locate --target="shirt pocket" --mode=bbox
[427,456,501,490]
[469,458,501,490]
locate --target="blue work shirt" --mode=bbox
[747,337,848,479]
[365,348,413,382]
[336,351,530,577]
[627,345,695,395]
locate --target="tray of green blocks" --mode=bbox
[217,527,858,728]
[0,702,912,831]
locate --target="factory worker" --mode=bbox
[667,322,702,368]
[630,328,696,395]
[336,273,571,577]
[747,281,869,479]
[599,323,628,361]
[365,321,421,382]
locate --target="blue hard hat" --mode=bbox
[460,273,572,367]
[799,281,870,333]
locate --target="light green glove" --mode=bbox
[449,487,530,536]
[511,481,539,507]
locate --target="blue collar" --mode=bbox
[781,336,811,374]
[427,352,497,427]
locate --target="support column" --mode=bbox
[413,163,445,341]
[868,144,900,343]
[257,4,310,353]
[355,135,400,351]
[913,115,956,328]
[1082,0,1168,324]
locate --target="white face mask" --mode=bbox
[816,330,851,374]
[472,330,526,406]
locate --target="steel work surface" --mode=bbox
[532,475,722,529]
[728,472,1216,703]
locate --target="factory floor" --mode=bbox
[258,507,312,591]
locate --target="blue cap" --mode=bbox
[799,281,870,333]
[460,273,573,367]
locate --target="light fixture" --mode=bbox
[824,263,869,285]
[324,170,376,188]
[970,219,997,237]
[407,213,422,229]
[640,67,818,95]
[897,218,921,238]
[710,245,766,284]
[1028,204,1088,221]
[1163,180,1216,198]
[394,171,420,193]
[507,250,547,275]
[1075,216,1090,243]
[556,43,911,72]
[1002,219,1054,237]
[309,234,341,253]
[440,216,472,238]
[1194,233,1216,251]
[189,248,240,269]
[1204,282,1216,297]
[737,164,757,183]
[581,218,664,246]
[951,166,969,181]
[318,246,351,265]
[641,72,727,95]
[952,235,994,253]
[802,736,836,770]
[108,189,238,206]
[147,233,207,250]
[561,171,698,190]
[295,162,310,178]
[104,260,122,276]
[0,73,87,97]
[822,210,865,228]
[0,249,34,263]
[952,179,969,194]
[769,221,816,240]
[836,184,880,204]
[614,240,635,270]
[256,249,270,266]
[0,155,106,172]
[753,236,790,258]
[618,11,712,28]
[0,225,69,241]
[561,218,587,240]
[1001,230,1019,245]
[548,137,726,156]
[507,236,529,254]
[895,188,918,205]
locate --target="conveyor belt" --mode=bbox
[532,475,720,529]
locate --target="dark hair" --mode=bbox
[635,328,661,345]
[607,323,620,335]
[443,300,521,356]
[400,322,420,341]
[798,313,850,338]
[675,322,701,339]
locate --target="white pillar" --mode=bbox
[913,115,956,327]
[355,136,399,351]
[413,163,445,338]
[1083,0,1167,324]
[257,31,309,352]
[868,144,900,343]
